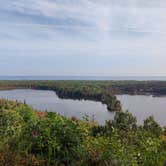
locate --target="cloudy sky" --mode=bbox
[0,0,166,76]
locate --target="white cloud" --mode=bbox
[0,0,166,76]
[1,0,166,33]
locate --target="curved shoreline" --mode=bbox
[1,80,166,112]
[0,81,121,112]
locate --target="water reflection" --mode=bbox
[0,89,114,125]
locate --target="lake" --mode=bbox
[0,89,113,124]
[0,89,166,126]
[117,95,166,126]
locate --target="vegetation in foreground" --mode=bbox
[0,99,166,166]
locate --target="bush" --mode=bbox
[143,116,162,137]
[0,100,165,165]
[0,109,23,143]
[112,111,137,131]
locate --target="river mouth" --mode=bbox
[0,89,114,125]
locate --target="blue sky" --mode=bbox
[0,0,166,76]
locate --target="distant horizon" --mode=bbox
[1,75,166,81]
[1,75,166,77]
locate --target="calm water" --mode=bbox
[1,89,166,126]
[0,89,113,124]
[117,95,166,126]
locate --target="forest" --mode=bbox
[0,99,166,166]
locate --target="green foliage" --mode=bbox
[143,116,162,137]
[112,111,137,131]
[0,100,165,166]
[0,109,23,144]
[15,105,38,123]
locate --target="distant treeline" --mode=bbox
[109,81,166,95]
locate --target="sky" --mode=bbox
[0,0,166,76]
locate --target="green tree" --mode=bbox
[143,116,162,137]
[112,111,137,131]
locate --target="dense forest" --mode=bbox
[0,99,166,166]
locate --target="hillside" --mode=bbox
[0,99,166,165]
